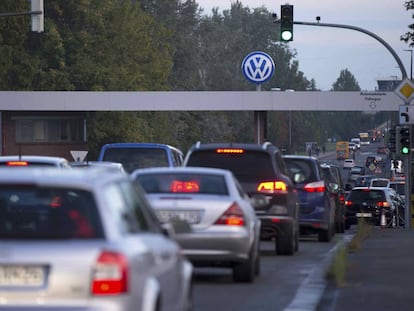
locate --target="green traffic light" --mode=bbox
[401,146,410,154]
[281,30,293,41]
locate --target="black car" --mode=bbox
[344,187,397,228]
[183,142,299,255]
[321,163,346,233]
[283,155,337,242]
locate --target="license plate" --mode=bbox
[0,265,44,287]
[156,210,201,224]
[356,212,372,218]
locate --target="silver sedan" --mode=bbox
[0,167,193,311]
[131,166,261,283]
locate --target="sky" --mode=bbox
[195,0,413,91]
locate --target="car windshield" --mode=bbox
[0,186,104,240]
[102,147,168,172]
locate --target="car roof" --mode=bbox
[0,167,127,189]
[283,154,318,160]
[0,155,69,163]
[188,142,280,152]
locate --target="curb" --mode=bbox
[284,234,353,311]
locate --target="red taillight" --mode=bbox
[304,181,325,193]
[216,148,244,154]
[257,181,288,194]
[345,200,352,206]
[376,201,391,208]
[170,180,200,193]
[6,161,28,166]
[214,202,245,226]
[92,251,128,295]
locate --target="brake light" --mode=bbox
[339,194,345,204]
[376,201,391,208]
[170,180,200,193]
[216,148,244,154]
[345,200,352,206]
[6,161,28,166]
[304,180,325,193]
[91,251,128,295]
[214,202,245,226]
[257,181,288,194]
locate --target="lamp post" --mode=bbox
[404,49,413,80]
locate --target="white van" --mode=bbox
[350,138,361,149]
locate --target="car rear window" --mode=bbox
[102,147,168,172]
[0,186,104,239]
[283,158,318,184]
[136,173,228,195]
[348,189,386,202]
[185,150,274,181]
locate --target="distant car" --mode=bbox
[97,142,184,173]
[321,163,346,233]
[343,159,355,169]
[69,160,126,173]
[377,145,389,154]
[348,142,356,151]
[348,166,366,183]
[0,155,72,168]
[345,187,398,229]
[370,178,391,188]
[354,174,376,187]
[283,155,337,242]
[183,142,300,255]
[350,138,361,149]
[131,166,261,283]
[0,167,193,311]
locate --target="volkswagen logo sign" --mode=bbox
[241,51,275,85]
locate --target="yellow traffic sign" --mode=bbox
[395,79,414,104]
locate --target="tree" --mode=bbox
[401,1,414,46]
[331,69,361,91]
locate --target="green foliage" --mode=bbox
[0,0,388,152]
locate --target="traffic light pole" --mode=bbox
[292,20,408,81]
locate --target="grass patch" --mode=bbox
[326,219,372,286]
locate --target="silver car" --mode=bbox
[131,166,261,283]
[0,168,193,311]
[0,155,72,168]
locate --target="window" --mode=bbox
[15,117,85,143]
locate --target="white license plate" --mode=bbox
[0,266,44,287]
[356,212,372,218]
[156,210,201,224]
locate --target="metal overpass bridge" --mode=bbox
[0,91,405,112]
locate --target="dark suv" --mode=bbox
[283,155,337,242]
[183,142,299,255]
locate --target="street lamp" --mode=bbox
[404,49,413,80]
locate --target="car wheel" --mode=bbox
[233,245,256,283]
[276,229,295,255]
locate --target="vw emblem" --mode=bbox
[241,51,275,85]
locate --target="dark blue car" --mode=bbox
[283,155,337,242]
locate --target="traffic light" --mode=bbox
[280,4,293,42]
[399,126,411,155]
[30,0,44,32]
[388,127,396,153]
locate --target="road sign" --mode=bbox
[241,51,275,85]
[70,150,88,162]
[399,105,414,124]
[395,79,414,104]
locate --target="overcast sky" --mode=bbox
[196,0,412,91]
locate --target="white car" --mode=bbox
[343,159,355,169]
[0,167,193,311]
[0,155,72,168]
[131,166,261,283]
